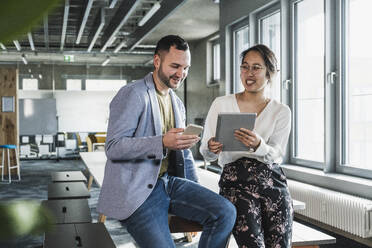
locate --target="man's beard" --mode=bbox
[157,64,183,89]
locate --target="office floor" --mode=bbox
[0,159,370,248]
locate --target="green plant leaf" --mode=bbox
[0,200,55,240]
[0,0,62,44]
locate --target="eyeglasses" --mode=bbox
[240,64,265,74]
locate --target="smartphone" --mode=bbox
[182,124,204,136]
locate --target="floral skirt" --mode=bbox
[219,157,293,248]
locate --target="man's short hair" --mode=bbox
[154,35,189,55]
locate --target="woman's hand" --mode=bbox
[234,128,261,152]
[208,137,223,154]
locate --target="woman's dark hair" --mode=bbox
[154,35,189,55]
[240,44,278,84]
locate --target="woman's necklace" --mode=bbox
[256,98,269,116]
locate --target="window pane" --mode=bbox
[22,78,38,90]
[85,79,127,91]
[294,0,324,162]
[234,26,249,93]
[260,11,281,101]
[66,79,81,91]
[345,0,372,170]
[213,43,220,81]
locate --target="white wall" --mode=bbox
[54,91,116,132]
[19,90,117,133]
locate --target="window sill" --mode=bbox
[281,164,372,200]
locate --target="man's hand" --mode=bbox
[163,128,200,150]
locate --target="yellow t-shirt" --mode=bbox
[156,89,174,177]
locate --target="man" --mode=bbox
[97,35,236,248]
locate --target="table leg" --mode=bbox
[87,175,93,190]
[98,213,106,223]
[185,232,193,242]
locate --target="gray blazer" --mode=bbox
[97,73,198,220]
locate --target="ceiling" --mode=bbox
[0,0,219,66]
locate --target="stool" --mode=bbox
[44,223,115,248]
[48,182,90,200]
[41,199,92,224]
[0,144,21,183]
[51,171,87,183]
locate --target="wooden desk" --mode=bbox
[48,182,90,200]
[51,171,87,183]
[44,223,115,248]
[42,199,92,224]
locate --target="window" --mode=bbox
[341,0,372,173]
[233,26,250,93]
[212,42,220,82]
[225,0,372,180]
[66,79,82,91]
[259,10,281,101]
[22,78,38,90]
[292,0,325,165]
[85,79,126,91]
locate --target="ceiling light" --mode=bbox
[114,41,126,53]
[137,44,156,49]
[28,33,35,51]
[21,54,28,65]
[109,0,118,8]
[100,36,116,52]
[101,56,110,66]
[14,40,21,51]
[138,2,161,27]
[144,59,153,66]
[0,43,6,50]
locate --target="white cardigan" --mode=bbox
[200,94,291,166]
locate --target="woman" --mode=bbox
[200,44,293,248]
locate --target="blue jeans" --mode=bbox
[120,174,236,248]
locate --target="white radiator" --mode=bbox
[288,180,372,238]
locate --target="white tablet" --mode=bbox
[215,112,257,151]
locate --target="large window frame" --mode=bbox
[212,40,221,83]
[289,0,326,169]
[256,3,282,102]
[288,0,372,179]
[226,0,372,181]
[336,0,372,179]
[230,17,250,94]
